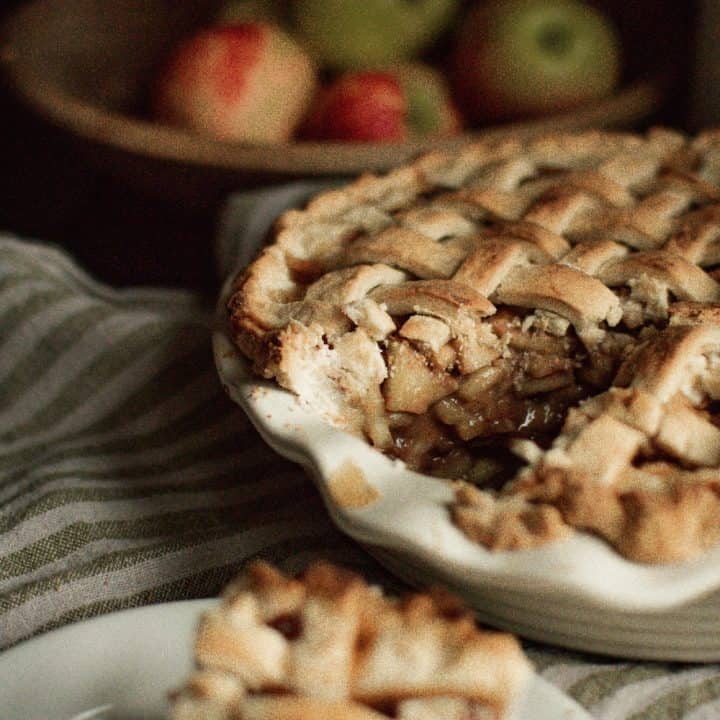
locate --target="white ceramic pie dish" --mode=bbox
[214,268,720,662]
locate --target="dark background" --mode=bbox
[0,0,698,297]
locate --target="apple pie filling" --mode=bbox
[384,307,630,484]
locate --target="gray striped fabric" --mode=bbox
[1,185,719,718]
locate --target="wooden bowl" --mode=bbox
[1,0,668,202]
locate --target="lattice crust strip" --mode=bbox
[170,562,532,720]
[227,129,720,564]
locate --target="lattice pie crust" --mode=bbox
[227,130,720,563]
[170,562,531,719]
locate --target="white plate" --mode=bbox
[0,600,591,720]
[214,272,720,661]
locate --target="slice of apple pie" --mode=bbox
[227,129,720,563]
[170,561,532,720]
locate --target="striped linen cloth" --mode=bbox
[1,184,719,719]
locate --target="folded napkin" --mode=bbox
[0,232,384,649]
[2,185,720,719]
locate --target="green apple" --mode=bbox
[289,0,460,70]
[452,0,621,123]
[399,64,461,137]
[215,0,285,26]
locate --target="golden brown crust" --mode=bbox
[452,482,572,552]
[511,466,720,563]
[226,128,720,564]
[170,562,529,719]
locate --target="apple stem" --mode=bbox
[536,24,574,55]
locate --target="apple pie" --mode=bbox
[170,561,531,720]
[226,129,720,563]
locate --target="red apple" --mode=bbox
[154,22,317,143]
[303,65,461,143]
[452,0,621,123]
